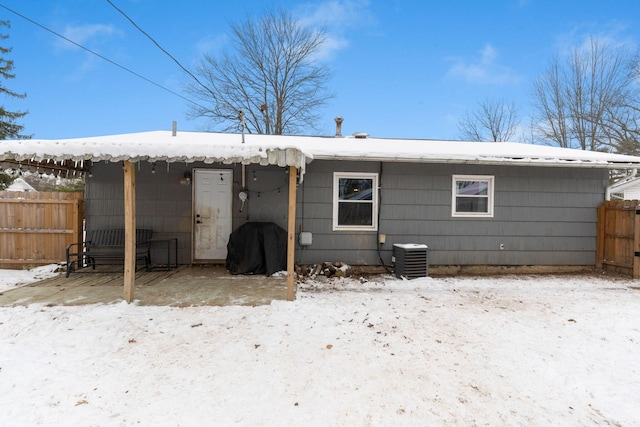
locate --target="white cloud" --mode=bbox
[479,44,497,64]
[56,23,118,51]
[297,0,373,30]
[554,22,637,56]
[50,23,121,80]
[194,33,228,57]
[446,43,520,85]
[295,0,374,61]
[312,35,350,62]
[190,1,373,63]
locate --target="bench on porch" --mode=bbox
[65,229,153,277]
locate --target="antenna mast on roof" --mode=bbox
[239,110,246,144]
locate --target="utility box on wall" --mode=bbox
[392,243,428,279]
[299,231,313,246]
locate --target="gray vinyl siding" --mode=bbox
[85,158,608,268]
[86,162,194,264]
[295,160,607,267]
[85,162,289,265]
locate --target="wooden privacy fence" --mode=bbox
[596,200,640,278]
[0,191,83,269]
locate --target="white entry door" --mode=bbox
[193,169,232,261]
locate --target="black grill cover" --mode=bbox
[226,222,288,276]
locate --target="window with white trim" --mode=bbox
[452,175,494,217]
[333,172,378,231]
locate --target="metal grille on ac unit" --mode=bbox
[392,243,428,279]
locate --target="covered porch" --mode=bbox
[0,130,311,304]
[0,265,288,307]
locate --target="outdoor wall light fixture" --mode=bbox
[180,171,192,185]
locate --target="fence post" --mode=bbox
[634,203,640,279]
[596,203,606,269]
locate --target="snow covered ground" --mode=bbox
[1,267,639,426]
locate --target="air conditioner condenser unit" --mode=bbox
[392,243,428,279]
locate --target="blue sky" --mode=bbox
[1,0,639,141]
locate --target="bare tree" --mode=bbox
[185,9,333,135]
[599,101,640,155]
[458,98,519,142]
[531,38,639,151]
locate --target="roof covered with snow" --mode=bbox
[3,131,640,174]
[0,131,307,172]
[6,177,37,192]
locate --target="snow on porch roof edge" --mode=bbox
[3,130,640,171]
[0,130,312,176]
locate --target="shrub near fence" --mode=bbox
[0,191,83,269]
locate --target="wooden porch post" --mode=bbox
[286,166,297,301]
[123,161,136,303]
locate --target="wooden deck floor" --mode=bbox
[0,265,289,307]
[42,264,185,287]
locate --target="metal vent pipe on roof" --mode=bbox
[172,121,177,137]
[334,116,344,137]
